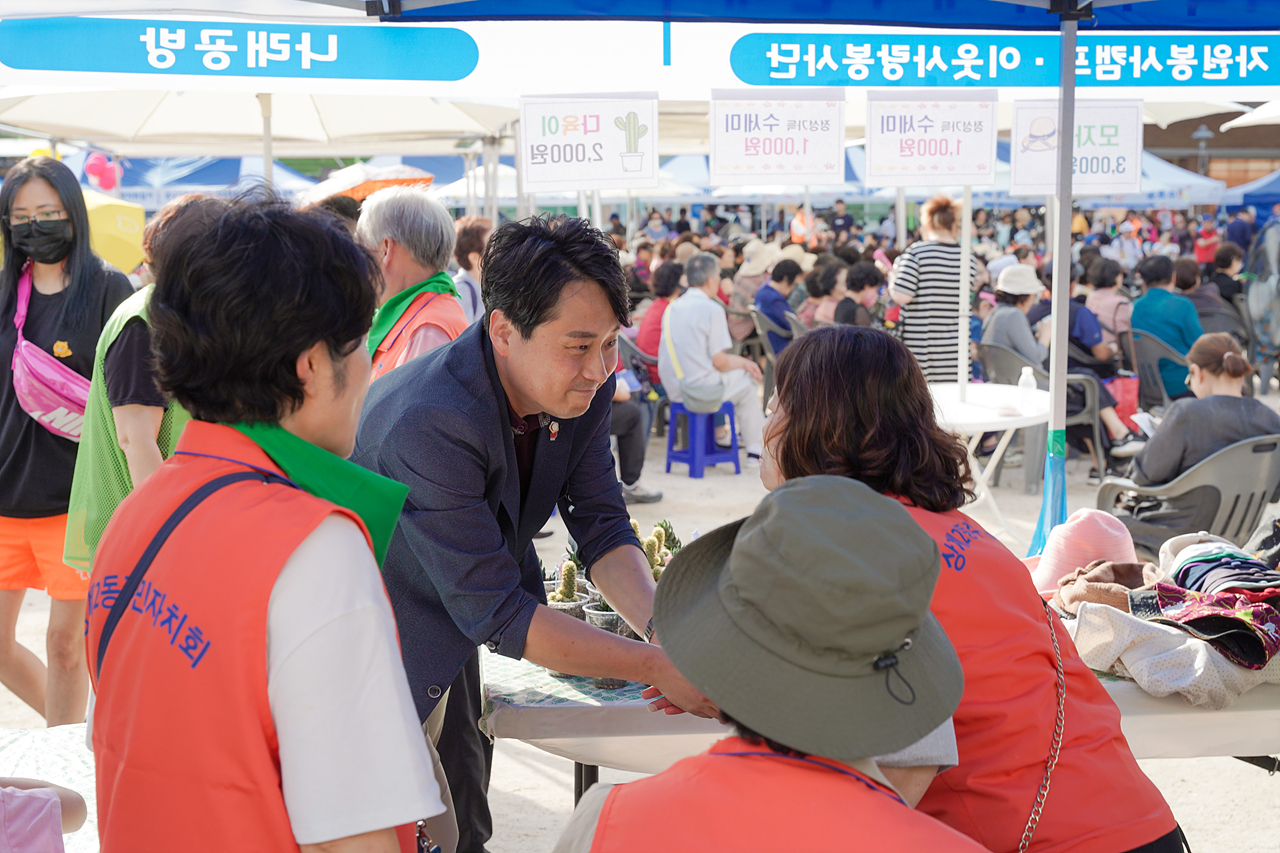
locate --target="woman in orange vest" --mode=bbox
[356,186,468,383]
[552,476,989,853]
[85,199,448,853]
[758,325,1183,853]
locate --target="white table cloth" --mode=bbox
[481,651,1280,775]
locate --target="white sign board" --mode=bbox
[519,94,659,192]
[1009,100,1143,197]
[709,89,845,187]
[865,89,998,187]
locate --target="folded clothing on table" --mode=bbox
[1129,583,1280,670]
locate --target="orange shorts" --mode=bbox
[0,515,89,600]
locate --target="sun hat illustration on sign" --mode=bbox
[1022,116,1057,152]
[653,475,964,761]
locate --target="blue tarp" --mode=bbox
[1223,167,1280,209]
[394,1,1277,31]
[60,155,316,212]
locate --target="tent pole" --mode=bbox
[958,185,973,401]
[895,186,907,249]
[803,185,812,245]
[483,138,497,222]
[592,190,604,231]
[257,93,273,191]
[513,120,525,221]
[1029,10,1080,555]
[578,191,589,221]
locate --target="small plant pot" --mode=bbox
[544,591,590,678]
[620,152,645,172]
[582,580,602,605]
[583,603,639,689]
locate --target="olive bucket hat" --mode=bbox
[653,475,964,761]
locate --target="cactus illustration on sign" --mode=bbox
[615,111,648,172]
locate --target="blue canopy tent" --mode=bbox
[376,0,1269,553]
[1223,168,1280,210]
[60,154,316,212]
[386,0,1280,30]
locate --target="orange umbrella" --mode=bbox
[336,176,433,202]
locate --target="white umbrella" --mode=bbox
[1221,100,1280,132]
[0,89,516,158]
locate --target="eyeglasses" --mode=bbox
[4,210,67,227]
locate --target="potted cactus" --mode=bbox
[544,561,589,679]
[615,111,648,172]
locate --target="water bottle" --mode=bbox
[1018,366,1037,413]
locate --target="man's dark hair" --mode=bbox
[1135,254,1175,288]
[847,260,885,294]
[651,261,684,298]
[771,259,802,285]
[481,216,629,338]
[1215,241,1245,270]
[149,198,380,424]
[0,156,105,331]
[311,193,362,225]
[720,711,807,758]
[454,215,493,272]
[834,243,863,266]
[1088,258,1124,289]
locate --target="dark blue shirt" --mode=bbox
[353,323,640,719]
[754,282,792,354]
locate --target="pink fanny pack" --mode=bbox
[11,263,89,441]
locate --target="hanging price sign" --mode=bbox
[709,88,845,187]
[865,89,998,187]
[519,93,659,192]
[1009,100,1143,196]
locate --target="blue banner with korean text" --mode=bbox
[0,17,479,81]
[730,33,1275,88]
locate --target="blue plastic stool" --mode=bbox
[666,401,740,478]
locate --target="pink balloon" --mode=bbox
[98,169,116,191]
[84,152,107,177]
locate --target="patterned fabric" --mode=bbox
[480,650,647,736]
[1129,582,1280,670]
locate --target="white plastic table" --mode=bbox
[481,652,1280,780]
[929,382,1051,544]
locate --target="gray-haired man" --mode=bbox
[357,186,468,379]
[657,252,766,463]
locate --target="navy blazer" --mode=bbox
[353,322,639,720]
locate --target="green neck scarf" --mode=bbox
[367,271,459,356]
[230,422,408,566]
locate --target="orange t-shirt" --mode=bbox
[905,504,1176,853]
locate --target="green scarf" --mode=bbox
[231,422,408,566]
[366,271,460,356]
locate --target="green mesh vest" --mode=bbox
[64,286,191,572]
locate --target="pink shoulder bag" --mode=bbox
[10,263,90,441]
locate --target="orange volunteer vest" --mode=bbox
[905,505,1176,853]
[589,737,990,853]
[86,422,416,853]
[371,290,468,382]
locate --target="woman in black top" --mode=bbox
[0,157,130,724]
[1110,333,1280,559]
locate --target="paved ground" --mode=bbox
[2,417,1278,851]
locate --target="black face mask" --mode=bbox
[10,219,74,265]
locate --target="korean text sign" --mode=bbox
[519,96,659,192]
[1009,101,1143,197]
[709,89,845,187]
[865,90,997,188]
[0,17,477,81]
[730,33,1273,88]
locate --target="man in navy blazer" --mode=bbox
[354,217,714,853]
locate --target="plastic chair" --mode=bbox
[1132,330,1188,412]
[978,342,1105,474]
[666,400,740,478]
[617,334,669,436]
[785,313,810,339]
[1199,305,1257,396]
[750,308,792,405]
[1097,434,1280,546]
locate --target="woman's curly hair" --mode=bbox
[768,325,974,512]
